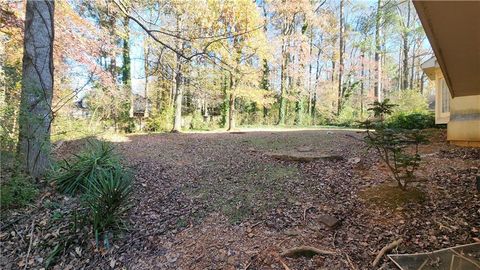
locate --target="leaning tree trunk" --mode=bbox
[17,0,55,178]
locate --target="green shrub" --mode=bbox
[83,166,131,243]
[51,140,119,195]
[51,115,104,142]
[51,140,132,246]
[189,111,210,130]
[387,112,436,130]
[145,107,174,132]
[335,105,361,127]
[1,174,38,209]
[360,99,429,190]
[389,89,429,114]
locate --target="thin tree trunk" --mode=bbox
[17,0,55,178]
[313,46,322,123]
[227,73,235,131]
[409,47,415,90]
[307,29,313,116]
[172,53,182,132]
[420,73,425,94]
[261,59,269,121]
[397,44,402,91]
[122,16,130,85]
[278,46,287,125]
[402,0,411,90]
[123,16,133,119]
[143,42,150,118]
[221,74,229,128]
[337,0,344,115]
[374,0,383,101]
[360,51,365,118]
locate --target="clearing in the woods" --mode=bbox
[2,128,479,269]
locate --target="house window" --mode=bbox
[440,78,450,113]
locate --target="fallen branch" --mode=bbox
[250,221,262,229]
[23,220,36,270]
[281,246,336,258]
[372,238,403,267]
[278,257,291,270]
[344,253,358,270]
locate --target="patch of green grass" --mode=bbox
[1,174,38,209]
[176,217,189,228]
[185,164,299,224]
[359,183,426,209]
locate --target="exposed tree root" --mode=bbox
[372,238,403,267]
[281,246,336,258]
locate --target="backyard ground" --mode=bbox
[1,128,479,269]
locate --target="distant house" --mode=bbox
[71,98,89,119]
[131,94,149,118]
[415,1,480,147]
[130,94,150,131]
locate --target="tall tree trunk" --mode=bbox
[221,74,229,128]
[401,36,409,90]
[172,53,182,132]
[397,44,403,91]
[420,73,425,94]
[409,47,415,90]
[260,59,269,121]
[337,0,344,115]
[227,73,236,131]
[278,46,287,125]
[374,0,383,101]
[313,46,322,123]
[169,66,175,109]
[307,29,313,117]
[17,0,54,178]
[360,51,365,118]
[123,16,133,119]
[122,17,130,85]
[143,42,149,118]
[402,0,411,90]
[109,15,117,80]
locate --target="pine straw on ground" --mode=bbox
[1,129,479,269]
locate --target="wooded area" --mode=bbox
[2,0,434,169]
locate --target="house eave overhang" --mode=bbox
[413,0,480,98]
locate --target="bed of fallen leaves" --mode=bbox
[1,128,479,269]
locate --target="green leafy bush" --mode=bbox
[360,99,429,190]
[335,105,361,127]
[189,111,211,130]
[51,140,119,195]
[1,174,38,209]
[51,140,131,246]
[387,112,436,130]
[389,89,429,114]
[51,115,104,143]
[145,107,174,132]
[83,166,131,242]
